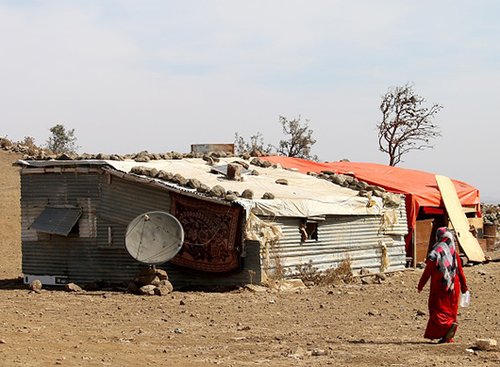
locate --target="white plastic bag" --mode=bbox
[460,290,470,307]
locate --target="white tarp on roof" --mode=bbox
[104,158,385,217]
[17,158,390,217]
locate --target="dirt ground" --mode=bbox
[1,151,499,367]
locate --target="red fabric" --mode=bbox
[261,157,480,253]
[418,254,468,340]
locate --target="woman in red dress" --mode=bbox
[417,227,468,343]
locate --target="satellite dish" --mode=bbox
[125,211,184,265]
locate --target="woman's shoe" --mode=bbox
[443,322,458,342]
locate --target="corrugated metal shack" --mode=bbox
[16,156,408,287]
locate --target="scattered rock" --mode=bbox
[130,166,151,176]
[134,154,150,163]
[109,154,123,161]
[64,283,83,293]
[155,268,168,281]
[225,193,238,201]
[56,153,76,160]
[416,310,426,316]
[29,280,42,293]
[210,185,226,198]
[383,194,402,208]
[311,349,327,356]
[174,328,184,334]
[202,155,215,165]
[262,192,275,200]
[227,163,243,181]
[0,339,6,344]
[275,179,288,185]
[187,178,202,190]
[154,281,174,296]
[361,277,374,285]
[172,173,188,186]
[475,338,497,351]
[233,160,249,169]
[135,268,158,286]
[150,276,162,287]
[250,158,262,166]
[139,285,157,296]
[240,189,254,199]
[170,152,183,160]
[359,268,371,275]
[289,346,306,358]
[149,168,159,177]
[197,184,211,194]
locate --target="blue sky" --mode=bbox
[1,1,499,201]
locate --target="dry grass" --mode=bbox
[264,253,286,282]
[294,257,354,286]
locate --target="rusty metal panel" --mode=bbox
[263,213,407,275]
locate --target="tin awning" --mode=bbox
[30,207,83,236]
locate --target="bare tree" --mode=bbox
[278,115,317,160]
[46,124,79,154]
[234,132,274,156]
[378,83,442,166]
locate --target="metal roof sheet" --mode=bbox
[30,206,83,236]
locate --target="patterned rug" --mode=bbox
[170,193,242,272]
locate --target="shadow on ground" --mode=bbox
[0,277,25,290]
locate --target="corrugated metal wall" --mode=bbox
[21,172,101,278]
[21,170,258,287]
[260,206,408,276]
[21,168,407,287]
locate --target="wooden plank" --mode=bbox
[435,175,485,262]
[415,219,434,264]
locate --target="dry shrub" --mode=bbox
[294,257,353,286]
[265,254,286,282]
[319,257,353,285]
[294,261,321,283]
[20,136,38,155]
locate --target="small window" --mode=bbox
[299,220,318,242]
[30,206,82,237]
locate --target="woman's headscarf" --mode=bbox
[428,227,457,292]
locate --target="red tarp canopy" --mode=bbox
[261,157,480,252]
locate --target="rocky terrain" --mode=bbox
[1,149,499,366]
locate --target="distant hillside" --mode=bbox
[0,150,22,279]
